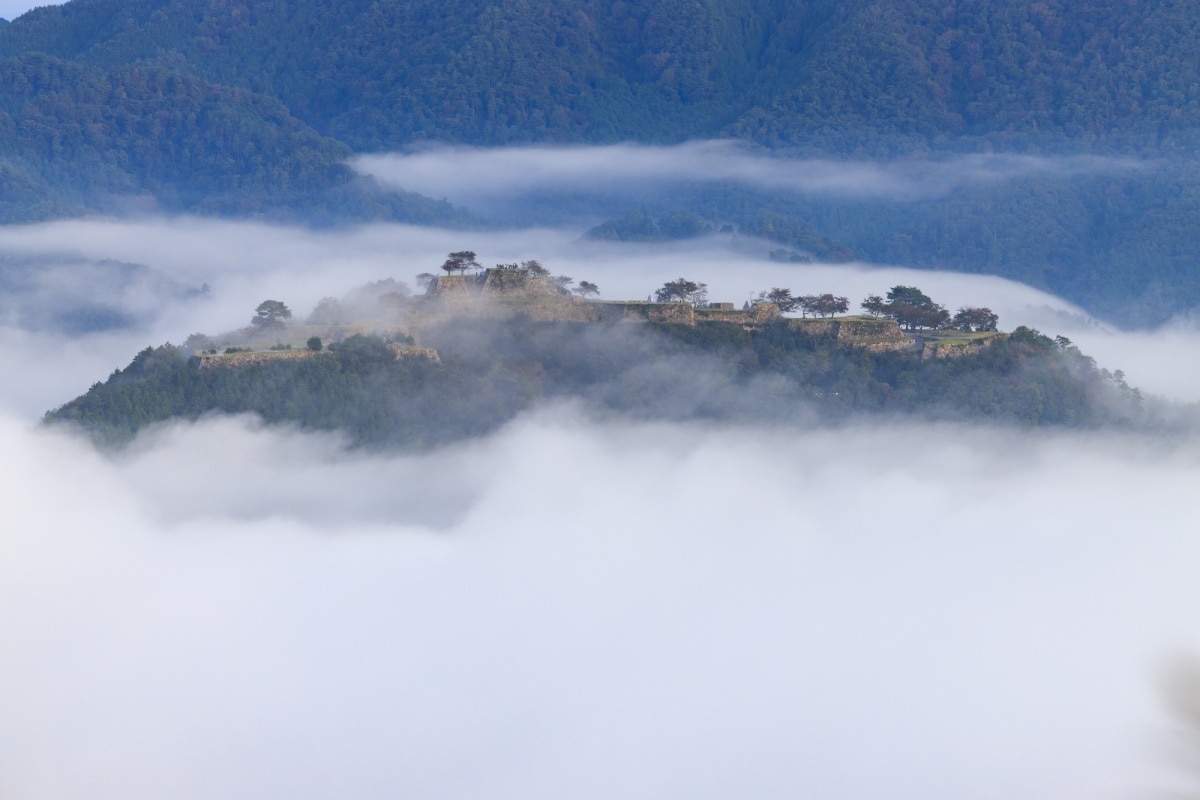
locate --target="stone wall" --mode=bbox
[481,269,562,297]
[429,268,566,299]
[917,335,1000,360]
[787,317,912,352]
[428,274,479,296]
[694,302,781,325]
[831,318,912,352]
[195,350,327,369]
[389,345,441,363]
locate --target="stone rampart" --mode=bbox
[389,345,441,363]
[917,334,1000,360]
[196,350,327,369]
[481,269,562,297]
[694,302,781,325]
[787,317,912,352]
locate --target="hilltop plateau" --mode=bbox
[46,262,1145,448]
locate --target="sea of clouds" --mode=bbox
[5,145,1200,798]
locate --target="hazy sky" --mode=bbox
[0,0,57,19]
[6,143,1200,797]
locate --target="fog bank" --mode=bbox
[5,208,1200,797]
[354,142,1140,206]
[3,410,1200,798]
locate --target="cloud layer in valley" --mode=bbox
[353,141,1141,208]
[5,408,1200,799]
[3,215,1199,414]
[4,146,1200,798]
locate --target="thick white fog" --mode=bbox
[5,143,1200,798]
[6,408,1200,799]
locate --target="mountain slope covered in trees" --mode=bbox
[45,319,1143,448]
[3,0,1198,153]
[3,0,1200,323]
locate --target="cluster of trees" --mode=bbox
[759,288,849,318]
[440,251,482,275]
[422,254,600,298]
[655,278,709,305]
[860,287,998,332]
[750,284,998,331]
[250,300,293,329]
[655,280,997,332]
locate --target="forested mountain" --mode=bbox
[0,0,826,148]
[0,50,467,223]
[4,0,1200,323]
[3,0,1197,153]
[45,320,1144,448]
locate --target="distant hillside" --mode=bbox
[0,0,817,148]
[0,51,469,223]
[730,0,1200,155]
[3,0,1198,153]
[4,1,1200,324]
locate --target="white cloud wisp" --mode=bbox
[354,141,1141,206]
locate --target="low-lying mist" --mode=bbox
[4,214,1200,418]
[5,408,1200,798]
[353,142,1141,208]
[2,190,1200,796]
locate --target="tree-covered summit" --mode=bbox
[44,272,1146,448]
[46,316,1149,450]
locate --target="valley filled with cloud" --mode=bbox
[6,145,1200,798]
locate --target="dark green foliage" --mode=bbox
[953,307,999,332]
[0,52,470,224]
[586,209,712,242]
[45,320,1141,449]
[7,0,1197,154]
[728,0,1200,155]
[251,299,291,328]
[0,0,836,147]
[737,211,856,261]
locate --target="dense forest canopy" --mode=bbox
[4,0,1198,153]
